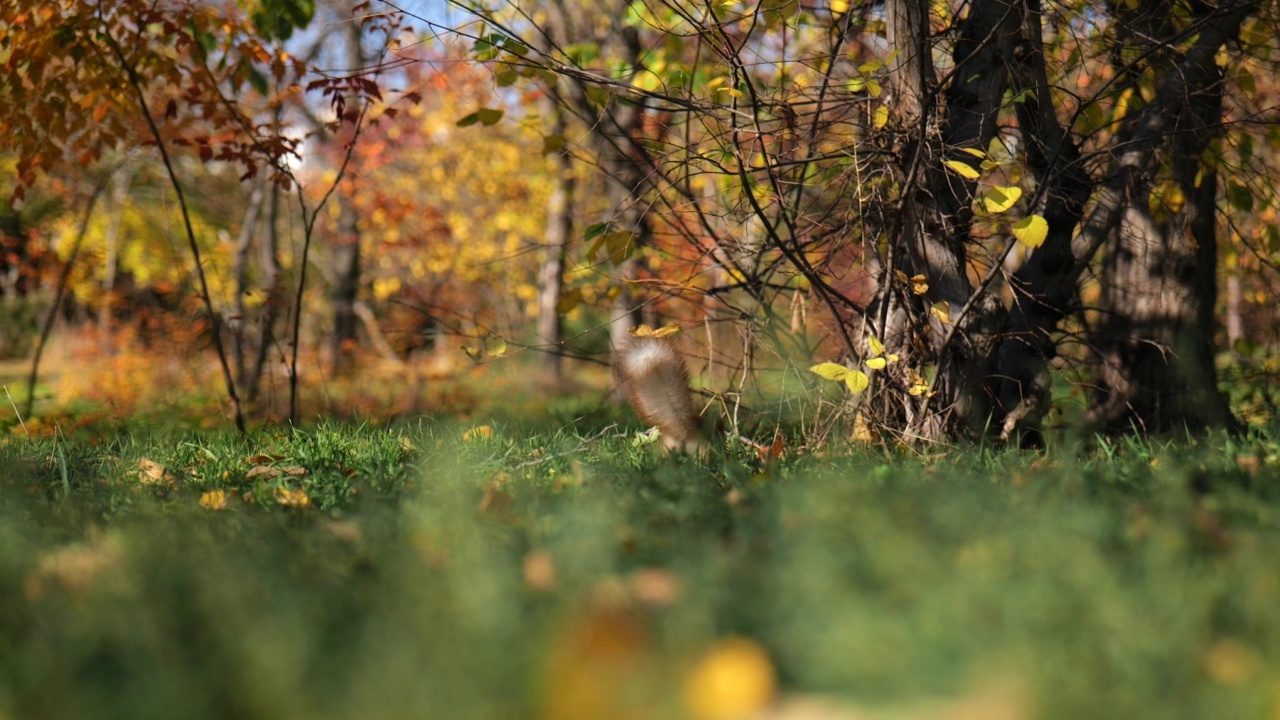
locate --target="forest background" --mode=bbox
[2,0,1280,441]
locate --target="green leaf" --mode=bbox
[477,108,504,126]
[982,185,1022,213]
[943,159,981,180]
[456,112,479,127]
[542,134,566,155]
[602,231,636,264]
[1229,182,1254,212]
[485,336,508,358]
[1013,214,1049,248]
[583,222,610,242]
[495,68,518,87]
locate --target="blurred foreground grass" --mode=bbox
[1,422,1279,719]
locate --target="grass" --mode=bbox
[1,418,1279,719]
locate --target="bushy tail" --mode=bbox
[613,335,705,453]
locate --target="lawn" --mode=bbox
[1,420,1277,719]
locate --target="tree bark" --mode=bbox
[993,0,1092,444]
[1085,1,1254,434]
[329,5,367,376]
[535,105,574,379]
[882,0,1020,441]
[1090,76,1235,433]
[330,190,361,375]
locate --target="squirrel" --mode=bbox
[612,328,710,454]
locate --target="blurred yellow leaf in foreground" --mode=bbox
[683,637,777,720]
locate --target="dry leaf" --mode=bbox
[199,490,228,510]
[463,425,494,442]
[136,458,175,486]
[523,549,557,592]
[273,487,310,507]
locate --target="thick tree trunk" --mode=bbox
[993,0,1092,443]
[1082,2,1255,434]
[536,106,574,379]
[881,0,1019,441]
[1090,73,1235,433]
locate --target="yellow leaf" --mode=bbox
[1150,180,1186,214]
[273,488,310,508]
[652,324,682,338]
[485,336,508,358]
[199,490,228,510]
[983,185,1022,213]
[1013,214,1049,248]
[886,353,900,363]
[463,425,494,442]
[868,336,884,356]
[930,301,951,324]
[865,357,887,370]
[462,345,482,361]
[851,412,875,443]
[844,370,870,394]
[943,159,981,180]
[810,362,850,382]
[682,638,777,720]
[957,147,987,158]
[872,105,889,129]
[830,0,849,13]
[908,380,930,396]
[910,274,929,295]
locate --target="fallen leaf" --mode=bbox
[199,490,228,510]
[273,487,310,507]
[523,549,557,592]
[136,458,176,486]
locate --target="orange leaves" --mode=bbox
[0,0,323,203]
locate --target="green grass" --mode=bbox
[1,421,1279,719]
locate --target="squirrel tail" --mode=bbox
[613,335,707,454]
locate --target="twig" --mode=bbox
[25,177,107,419]
[4,385,29,439]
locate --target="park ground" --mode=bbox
[0,348,1279,719]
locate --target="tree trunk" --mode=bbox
[1084,1,1253,434]
[993,0,1092,444]
[330,190,361,375]
[545,0,653,355]
[232,183,265,395]
[248,183,284,406]
[535,106,574,379]
[1090,74,1235,433]
[881,0,1019,441]
[329,7,367,377]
